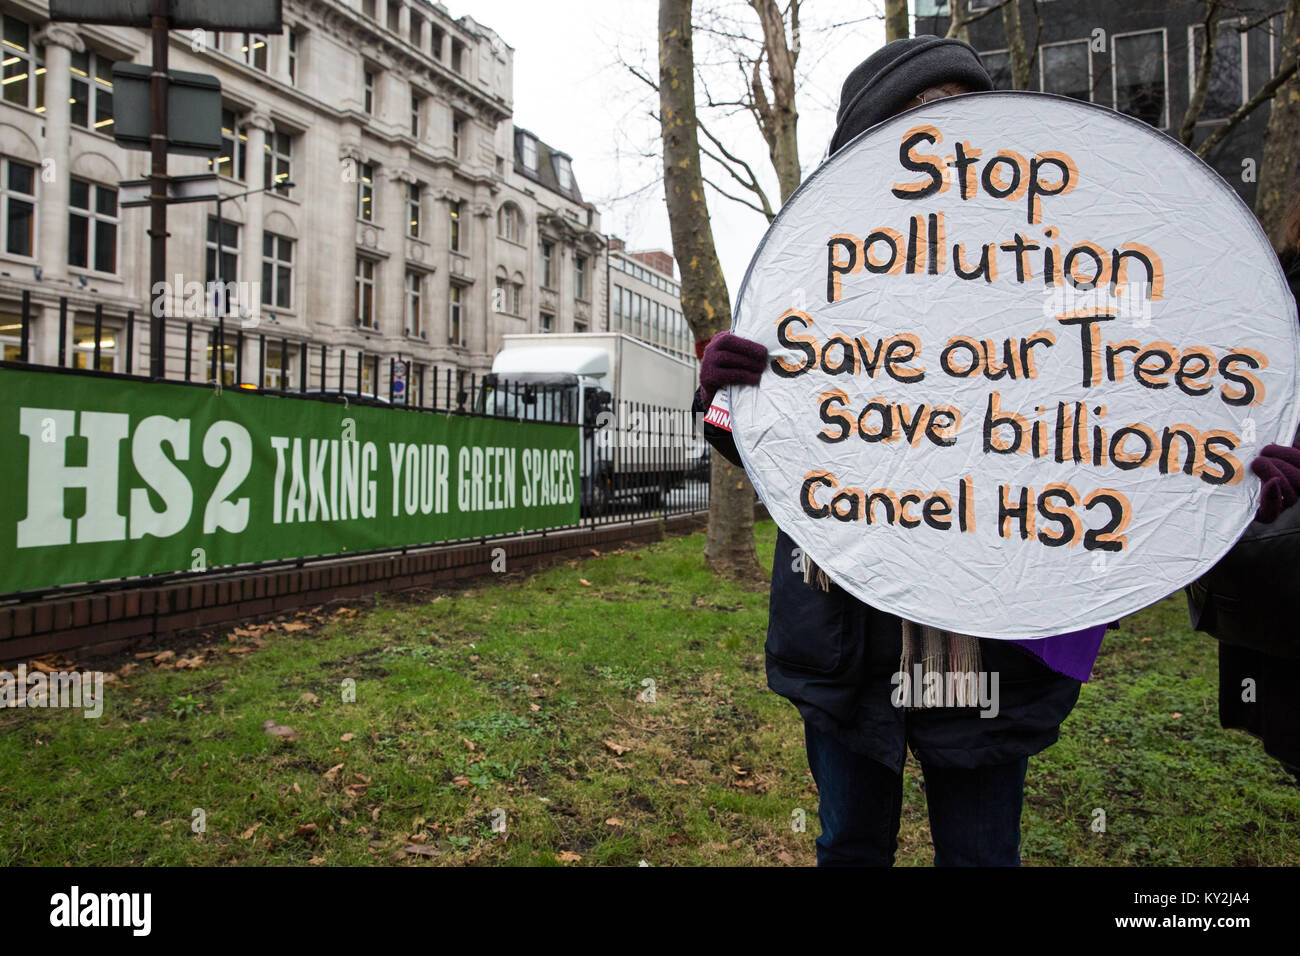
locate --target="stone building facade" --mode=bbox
[0,0,603,399]
[606,237,694,365]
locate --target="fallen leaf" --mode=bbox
[777,851,795,865]
[557,850,582,863]
[282,622,310,632]
[340,733,356,742]
[298,692,319,706]
[240,822,263,840]
[403,844,440,857]
[452,775,471,787]
[1171,712,1183,719]
[579,579,592,587]
[604,740,630,756]
[294,823,317,837]
[323,763,345,782]
[529,703,541,712]
[263,719,298,741]
[605,817,622,827]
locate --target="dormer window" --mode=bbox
[554,155,572,190]
[521,134,537,172]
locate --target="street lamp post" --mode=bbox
[212,178,294,386]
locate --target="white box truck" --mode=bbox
[480,333,701,513]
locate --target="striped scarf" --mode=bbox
[803,556,982,707]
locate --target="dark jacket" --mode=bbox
[695,390,1082,772]
[1193,249,1300,774]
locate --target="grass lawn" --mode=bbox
[1,520,1296,866]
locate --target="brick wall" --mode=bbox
[0,514,708,665]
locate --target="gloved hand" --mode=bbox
[1250,442,1300,523]
[698,332,768,408]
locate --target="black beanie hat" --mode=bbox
[829,35,992,155]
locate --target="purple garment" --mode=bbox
[1010,625,1107,683]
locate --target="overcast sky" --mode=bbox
[451,1,888,299]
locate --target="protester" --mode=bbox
[1187,195,1300,782]
[695,36,1300,865]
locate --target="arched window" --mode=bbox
[497,202,521,241]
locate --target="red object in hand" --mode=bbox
[698,332,768,408]
[1250,442,1300,523]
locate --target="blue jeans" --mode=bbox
[804,721,1029,866]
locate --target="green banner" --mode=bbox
[0,368,580,593]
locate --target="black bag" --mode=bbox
[1186,474,1300,659]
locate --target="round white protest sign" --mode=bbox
[730,91,1300,639]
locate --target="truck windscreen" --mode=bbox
[477,378,579,424]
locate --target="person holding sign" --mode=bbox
[697,37,1300,867]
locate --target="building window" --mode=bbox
[68,178,118,274]
[521,134,537,171]
[405,270,422,336]
[1039,41,1091,102]
[387,2,400,33]
[0,312,22,361]
[2,15,44,112]
[979,49,1011,91]
[363,68,376,114]
[574,320,587,334]
[540,311,553,333]
[73,320,117,371]
[263,128,293,195]
[449,284,462,344]
[205,217,240,313]
[287,29,299,85]
[1113,30,1167,128]
[613,282,624,330]
[510,280,522,316]
[355,257,377,328]
[1190,21,1245,121]
[451,38,465,74]
[362,0,376,19]
[497,202,519,241]
[207,332,236,386]
[70,50,115,131]
[410,13,424,48]
[555,155,572,191]
[574,254,587,300]
[210,109,247,181]
[241,33,269,71]
[407,182,422,238]
[261,231,293,309]
[263,340,291,389]
[430,26,444,60]
[411,91,424,137]
[1,158,36,257]
[452,114,464,157]
[541,240,554,288]
[357,162,375,221]
[449,199,462,251]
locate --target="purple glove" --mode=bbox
[1250,443,1300,523]
[698,332,768,407]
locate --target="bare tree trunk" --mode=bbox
[1256,0,1300,250]
[884,0,909,42]
[749,0,801,204]
[947,0,970,43]
[1002,0,1031,89]
[1180,0,1223,146]
[659,0,761,579]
